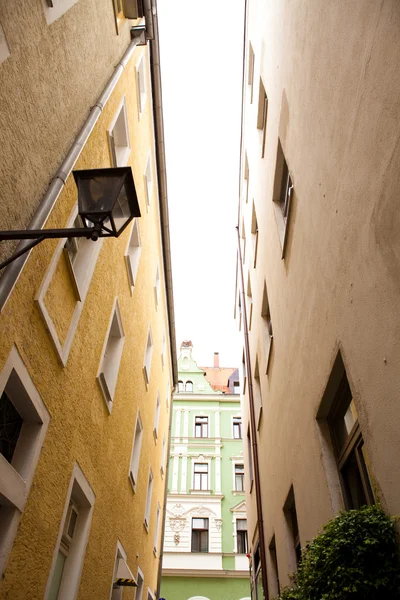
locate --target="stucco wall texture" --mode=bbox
[239,0,400,594]
[161,576,251,600]
[0,0,138,263]
[0,46,173,599]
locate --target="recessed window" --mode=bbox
[272,140,294,258]
[165,378,170,411]
[233,416,242,439]
[326,362,374,509]
[153,503,161,555]
[261,283,273,374]
[233,380,240,394]
[108,97,131,167]
[241,218,246,264]
[45,464,95,600]
[247,274,253,330]
[143,327,153,386]
[144,468,154,530]
[236,519,248,554]
[234,464,245,491]
[0,346,50,576]
[129,411,143,492]
[110,541,136,600]
[284,485,301,568]
[160,433,166,476]
[0,24,10,64]
[125,219,142,288]
[42,0,80,25]
[97,300,125,411]
[247,426,254,492]
[254,356,263,429]
[161,332,166,369]
[63,215,97,301]
[135,568,144,600]
[257,78,268,158]
[254,541,263,600]
[185,381,193,393]
[242,349,247,393]
[136,55,147,118]
[153,392,160,441]
[147,589,156,600]
[248,43,255,103]
[251,202,259,267]
[154,266,160,308]
[195,416,208,438]
[191,518,208,553]
[177,381,184,393]
[193,463,208,491]
[144,154,153,208]
[269,535,280,597]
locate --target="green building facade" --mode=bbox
[160,342,250,600]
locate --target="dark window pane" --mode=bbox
[0,391,23,464]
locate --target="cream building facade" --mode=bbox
[236,2,400,599]
[0,2,176,599]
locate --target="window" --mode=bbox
[236,519,248,554]
[191,518,209,552]
[242,349,247,393]
[135,568,144,600]
[327,368,374,509]
[247,426,254,492]
[165,378,170,411]
[248,43,255,103]
[129,412,143,492]
[254,356,263,429]
[233,417,242,439]
[161,332,166,369]
[193,463,208,491]
[233,380,240,394]
[253,542,264,600]
[244,153,249,204]
[160,433,166,476]
[136,55,147,118]
[185,381,193,393]
[42,0,80,25]
[251,202,259,267]
[45,464,95,600]
[110,541,136,600]
[147,589,155,600]
[284,486,301,568]
[63,215,98,301]
[269,535,280,597]
[257,78,268,158]
[178,380,184,393]
[143,327,153,386]
[195,416,208,438]
[261,283,273,374]
[235,464,245,491]
[272,140,294,258]
[0,24,10,64]
[153,392,160,441]
[125,219,142,288]
[144,469,154,530]
[241,218,246,264]
[247,274,253,330]
[108,97,131,167]
[144,154,153,208]
[153,503,161,555]
[0,346,50,576]
[97,299,125,410]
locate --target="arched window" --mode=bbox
[185,381,193,392]
[178,380,184,392]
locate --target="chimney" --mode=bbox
[213,352,219,368]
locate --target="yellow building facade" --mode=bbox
[0,2,176,599]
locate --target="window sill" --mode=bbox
[233,490,246,496]
[273,200,292,259]
[129,473,137,494]
[97,373,113,414]
[189,489,212,494]
[144,520,149,533]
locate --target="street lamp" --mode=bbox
[0,167,140,270]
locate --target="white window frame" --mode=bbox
[232,415,242,439]
[272,139,294,258]
[129,411,143,493]
[0,24,10,64]
[110,540,136,600]
[97,298,125,413]
[135,567,144,600]
[0,346,50,577]
[160,433,166,477]
[42,0,80,25]
[108,96,131,167]
[154,265,160,308]
[125,219,142,290]
[194,415,209,438]
[144,153,153,208]
[144,468,154,530]
[153,503,161,556]
[143,327,153,387]
[153,391,160,441]
[192,460,210,492]
[36,204,103,366]
[44,463,95,600]
[136,54,147,118]
[232,461,245,493]
[248,42,255,103]
[147,588,156,600]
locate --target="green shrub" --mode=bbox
[277,505,400,600]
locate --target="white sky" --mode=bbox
[158,0,245,368]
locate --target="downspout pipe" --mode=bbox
[236,228,269,600]
[0,31,145,311]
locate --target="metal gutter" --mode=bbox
[0,32,145,311]
[147,0,178,388]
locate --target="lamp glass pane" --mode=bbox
[111,182,131,233]
[78,176,121,221]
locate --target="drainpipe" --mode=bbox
[236,228,269,600]
[0,30,146,311]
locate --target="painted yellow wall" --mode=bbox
[0,45,172,600]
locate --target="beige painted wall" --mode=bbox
[239,0,400,593]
